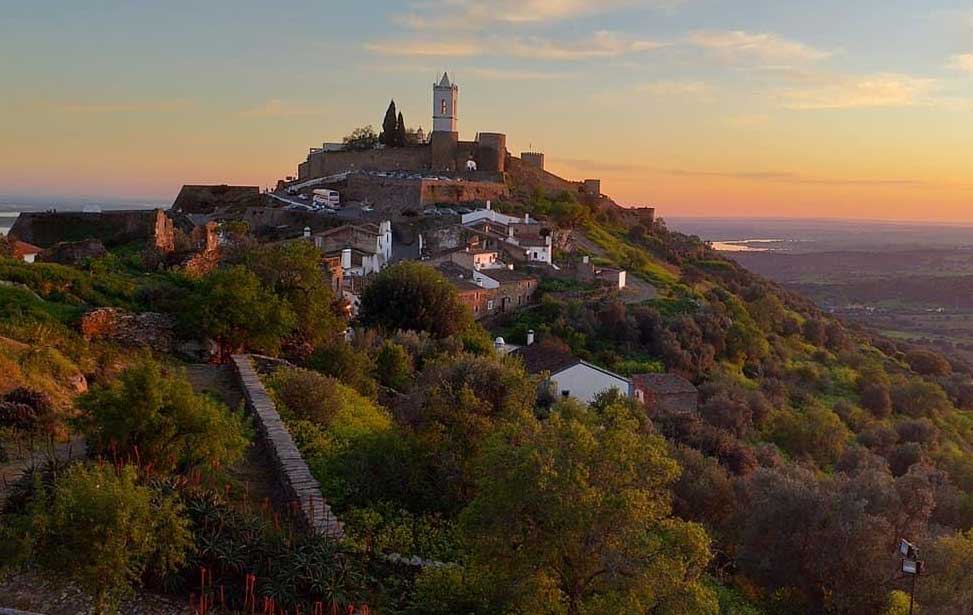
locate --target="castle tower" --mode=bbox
[432,72,458,134]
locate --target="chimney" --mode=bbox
[524,213,530,224]
[486,200,492,210]
[527,329,535,345]
[303,226,311,239]
[582,255,590,264]
[341,248,352,270]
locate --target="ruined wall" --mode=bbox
[80,308,174,352]
[9,209,172,249]
[300,146,432,179]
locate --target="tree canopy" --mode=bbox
[461,399,716,615]
[358,262,473,338]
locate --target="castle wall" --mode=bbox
[420,179,508,205]
[10,209,171,249]
[299,145,432,179]
[521,152,545,170]
[476,133,506,173]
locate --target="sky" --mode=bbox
[2,0,973,221]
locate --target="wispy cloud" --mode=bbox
[550,157,929,187]
[38,100,194,114]
[466,67,574,80]
[726,114,770,127]
[779,73,938,109]
[688,30,832,64]
[506,31,666,60]
[365,38,483,57]
[238,99,327,118]
[948,53,973,73]
[393,0,679,30]
[637,80,710,96]
[366,31,665,60]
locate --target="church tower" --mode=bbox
[432,72,458,134]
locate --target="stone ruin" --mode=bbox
[80,308,175,352]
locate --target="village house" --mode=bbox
[512,341,632,404]
[312,221,392,279]
[461,204,554,265]
[631,373,698,414]
[11,239,42,263]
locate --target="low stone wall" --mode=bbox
[0,608,45,615]
[231,354,343,539]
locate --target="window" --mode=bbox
[441,99,447,114]
[487,300,495,310]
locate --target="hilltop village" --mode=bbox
[9,73,661,402]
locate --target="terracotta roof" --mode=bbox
[12,240,41,258]
[512,344,580,375]
[631,373,697,395]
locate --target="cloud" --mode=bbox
[238,99,327,118]
[779,73,938,109]
[948,53,973,73]
[466,67,574,80]
[393,0,680,30]
[38,100,194,114]
[364,39,483,57]
[550,158,928,187]
[506,31,666,60]
[366,31,665,60]
[637,80,710,96]
[726,114,770,127]
[688,30,832,64]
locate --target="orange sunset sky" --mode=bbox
[3,1,973,221]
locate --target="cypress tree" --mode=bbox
[396,111,407,147]
[381,100,397,146]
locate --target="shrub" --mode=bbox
[1,463,191,614]
[80,357,248,474]
[375,341,414,391]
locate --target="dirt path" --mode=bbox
[182,362,278,509]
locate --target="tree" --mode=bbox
[342,125,378,151]
[767,405,849,467]
[395,111,407,147]
[359,262,473,338]
[904,349,952,377]
[918,530,973,613]
[381,100,397,146]
[242,241,344,350]
[2,464,191,614]
[185,265,296,357]
[376,341,413,391]
[739,467,903,614]
[461,401,717,615]
[79,357,248,474]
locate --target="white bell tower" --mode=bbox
[432,72,458,134]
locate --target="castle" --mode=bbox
[298,73,525,180]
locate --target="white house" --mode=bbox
[513,342,632,404]
[12,240,42,263]
[313,221,392,278]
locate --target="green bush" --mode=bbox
[80,357,248,475]
[1,463,191,614]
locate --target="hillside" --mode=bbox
[1,209,972,614]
